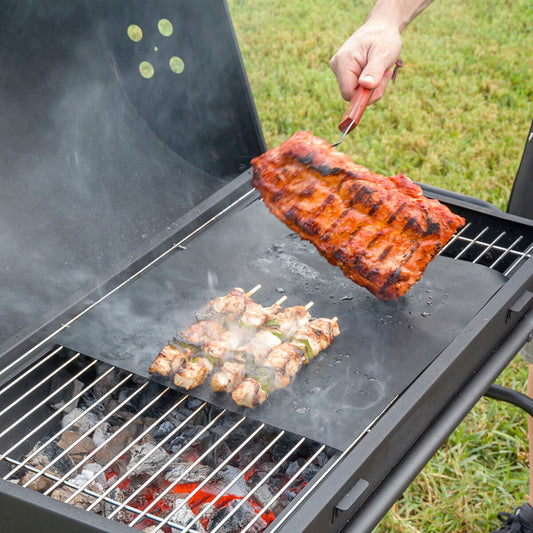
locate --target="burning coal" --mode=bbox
[6,354,335,532]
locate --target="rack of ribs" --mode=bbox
[252,131,465,300]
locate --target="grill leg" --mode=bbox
[484,339,533,415]
[484,384,533,417]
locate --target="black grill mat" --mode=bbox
[57,197,506,451]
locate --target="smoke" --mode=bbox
[0,1,254,349]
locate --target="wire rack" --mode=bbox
[0,347,334,533]
[439,221,533,277]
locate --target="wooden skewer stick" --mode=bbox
[246,284,261,297]
[274,295,288,306]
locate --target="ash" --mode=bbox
[9,356,336,532]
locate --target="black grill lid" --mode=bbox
[0,0,265,356]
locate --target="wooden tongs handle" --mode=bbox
[338,86,373,134]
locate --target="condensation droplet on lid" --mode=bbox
[139,61,154,79]
[127,24,143,42]
[169,56,185,74]
[421,311,431,318]
[158,18,174,37]
[296,407,309,414]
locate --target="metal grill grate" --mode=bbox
[0,347,336,532]
[439,222,533,277]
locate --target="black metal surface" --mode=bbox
[57,196,506,451]
[508,118,533,219]
[0,0,264,362]
[0,478,131,533]
[271,251,533,533]
[337,310,533,533]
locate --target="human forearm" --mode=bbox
[364,0,436,33]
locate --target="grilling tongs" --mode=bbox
[332,86,373,148]
[333,59,403,148]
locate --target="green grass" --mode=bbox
[227,0,533,530]
[228,0,532,208]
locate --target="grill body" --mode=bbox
[1,189,533,533]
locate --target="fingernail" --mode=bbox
[361,75,375,84]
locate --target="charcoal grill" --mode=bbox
[1,1,533,532]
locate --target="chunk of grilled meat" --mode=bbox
[150,319,222,378]
[270,305,311,338]
[252,131,465,300]
[211,360,248,393]
[261,343,307,389]
[211,305,313,393]
[149,344,192,377]
[203,328,250,361]
[230,377,268,409]
[236,329,283,363]
[231,317,340,408]
[199,287,250,322]
[173,357,215,390]
[239,300,282,329]
[176,319,224,348]
[293,317,340,359]
[174,328,249,390]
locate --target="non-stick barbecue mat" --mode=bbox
[58,196,506,451]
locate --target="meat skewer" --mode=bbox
[149,285,261,378]
[211,301,314,393]
[231,317,340,408]
[197,284,261,323]
[173,295,289,390]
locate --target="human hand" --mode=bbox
[330,21,403,104]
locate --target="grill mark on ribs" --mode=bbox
[252,131,465,300]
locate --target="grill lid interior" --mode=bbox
[0,0,264,358]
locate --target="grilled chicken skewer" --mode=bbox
[173,329,249,390]
[148,344,193,377]
[211,302,313,393]
[197,285,261,323]
[173,296,288,390]
[149,285,261,377]
[231,317,340,408]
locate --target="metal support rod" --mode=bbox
[2,456,197,531]
[0,351,81,420]
[484,384,533,417]
[43,382,163,496]
[86,399,208,512]
[65,393,189,504]
[473,232,506,264]
[180,430,287,533]
[128,414,246,527]
[108,408,228,520]
[209,437,306,533]
[242,444,327,533]
[1,365,117,474]
[151,423,267,533]
[0,345,63,398]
